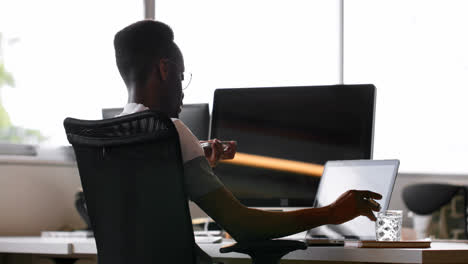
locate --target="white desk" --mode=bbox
[0,237,72,255]
[2,237,468,263]
[202,241,468,264]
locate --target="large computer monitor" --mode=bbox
[210,84,376,208]
[178,103,210,140]
[102,103,210,140]
[101,108,123,119]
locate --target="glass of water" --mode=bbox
[375,210,403,241]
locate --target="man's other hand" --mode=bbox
[200,139,237,167]
[328,190,382,225]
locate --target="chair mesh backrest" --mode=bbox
[64,110,196,264]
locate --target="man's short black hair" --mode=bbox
[114,20,177,87]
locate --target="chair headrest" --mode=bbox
[402,183,466,215]
[64,110,176,147]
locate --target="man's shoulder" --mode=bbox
[171,118,204,162]
[171,118,191,134]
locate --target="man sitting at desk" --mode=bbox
[113,19,381,245]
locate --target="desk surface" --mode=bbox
[204,241,468,264]
[0,237,73,255]
[1,237,468,263]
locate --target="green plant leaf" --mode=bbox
[0,63,15,89]
[0,103,12,128]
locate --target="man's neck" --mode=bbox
[127,95,177,118]
[127,85,159,109]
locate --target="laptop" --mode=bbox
[306,159,400,245]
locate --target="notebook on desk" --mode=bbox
[306,159,400,245]
[344,240,431,248]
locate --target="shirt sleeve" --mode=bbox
[172,119,204,162]
[184,156,224,201]
[171,118,224,201]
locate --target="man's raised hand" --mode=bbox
[327,190,382,225]
[200,139,237,167]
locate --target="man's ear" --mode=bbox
[158,58,170,81]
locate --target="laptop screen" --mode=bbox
[310,160,399,240]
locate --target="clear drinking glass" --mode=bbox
[375,210,403,241]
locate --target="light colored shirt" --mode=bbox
[117,103,224,201]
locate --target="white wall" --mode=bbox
[1,158,467,235]
[0,160,83,236]
[0,158,208,236]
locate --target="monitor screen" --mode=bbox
[210,84,376,208]
[102,104,210,140]
[178,103,210,140]
[102,108,123,119]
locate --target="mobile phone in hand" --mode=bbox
[200,141,237,159]
[200,141,233,151]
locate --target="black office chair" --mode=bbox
[64,110,306,264]
[75,190,92,230]
[64,110,197,264]
[402,183,468,239]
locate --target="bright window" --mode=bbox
[345,0,468,173]
[1,1,340,146]
[0,0,143,146]
[4,1,465,174]
[156,0,341,106]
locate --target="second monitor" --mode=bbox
[210,84,376,208]
[102,103,210,140]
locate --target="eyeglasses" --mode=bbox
[181,72,192,90]
[166,59,192,90]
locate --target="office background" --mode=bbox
[0,0,467,235]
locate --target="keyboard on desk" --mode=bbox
[194,236,222,244]
[194,230,223,243]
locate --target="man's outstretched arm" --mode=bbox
[195,186,381,242]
